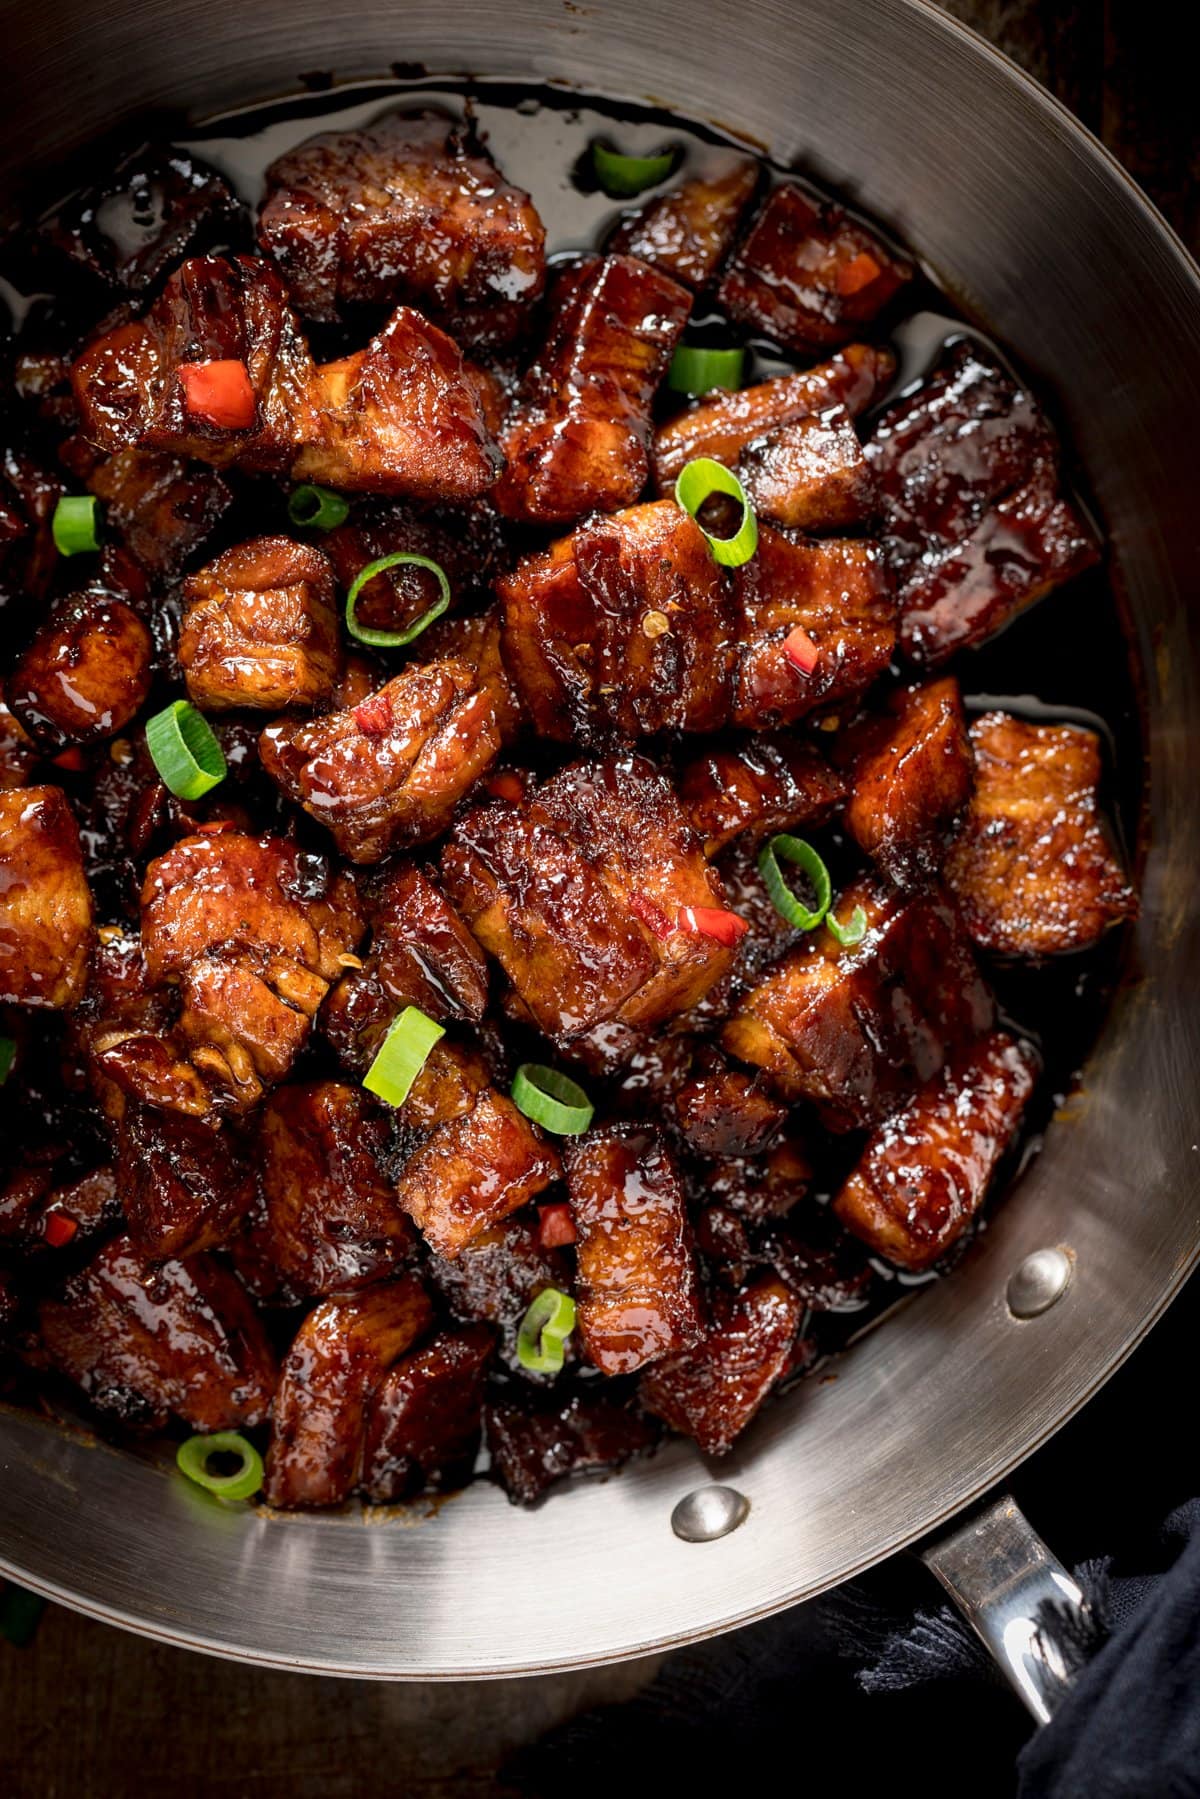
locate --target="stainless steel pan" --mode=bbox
[2,0,1198,1685]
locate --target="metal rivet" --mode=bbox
[1007,1247,1073,1319]
[670,1485,750,1542]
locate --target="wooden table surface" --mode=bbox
[1,8,1194,1795]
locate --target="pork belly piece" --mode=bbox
[362,1324,495,1501]
[736,406,877,532]
[0,448,65,605]
[443,754,737,1046]
[261,659,501,864]
[608,156,758,290]
[178,535,341,712]
[264,1274,433,1508]
[1,1161,121,1253]
[565,1125,704,1375]
[428,1211,570,1372]
[834,1030,1038,1270]
[705,1131,814,1222]
[419,606,521,745]
[763,1221,875,1311]
[678,737,845,857]
[718,183,912,352]
[42,144,243,294]
[258,110,546,345]
[120,1102,255,1258]
[652,342,895,491]
[486,1390,660,1506]
[0,703,38,791]
[321,497,503,641]
[84,447,233,579]
[639,1273,800,1455]
[944,711,1136,956]
[838,676,974,886]
[0,786,93,1009]
[7,582,153,751]
[35,1236,276,1431]
[865,340,1100,664]
[723,878,994,1128]
[494,254,691,525]
[674,1063,786,1158]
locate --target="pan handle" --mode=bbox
[919,1493,1100,1723]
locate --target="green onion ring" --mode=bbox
[363,1005,445,1109]
[287,483,350,531]
[176,1431,264,1501]
[51,494,101,556]
[0,1037,15,1086]
[144,699,226,801]
[345,552,452,648]
[668,344,746,398]
[827,904,869,948]
[511,1064,595,1136]
[758,834,832,932]
[592,139,677,197]
[674,456,758,567]
[516,1287,577,1375]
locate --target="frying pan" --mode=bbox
[2,0,1198,1695]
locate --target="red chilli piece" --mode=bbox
[677,906,749,946]
[487,771,525,803]
[194,818,237,835]
[179,359,256,430]
[836,251,883,297]
[51,748,86,772]
[783,625,821,675]
[42,1212,78,1248]
[353,693,394,737]
[629,893,676,940]
[537,1203,578,1249]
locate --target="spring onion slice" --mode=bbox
[674,456,758,567]
[52,494,101,556]
[511,1064,594,1136]
[177,1432,264,1500]
[668,344,746,398]
[758,834,832,932]
[0,1037,15,1086]
[592,139,677,197]
[288,483,350,531]
[345,552,451,648]
[517,1287,577,1375]
[145,700,226,801]
[827,904,868,948]
[364,1006,444,1108]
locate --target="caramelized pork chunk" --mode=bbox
[428,1210,571,1373]
[418,606,522,745]
[486,1390,660,1507]
[83,447,233,579]
[36,1237,276,1431]
[264,1274,433,1508]
[723,879,994,1128]
[261,659,502,864]
[256,1081,416,1295]
[362,1324,495,1502]
[834,1031,1038,1270]
[639,1273,801,1454]
[674,1064,786,1158]
[839,676,974,885]
[736,406,877,532]
[0,704,38,791]
[608,157,758,290]
[718,183,912,352]
[865,340,1099,663]
[321,497,503,641]
[179,535,341,712]
[565,1125,704,1375]
[652,342,895,491]
[259,110,546,345]
[443,754,738,1046]
[120,1103,256,1258]
[0,786,93,1009]
[944,711,1136,955]
[495,255,691,525]
[7,585,152,750]
[678,737,845,857]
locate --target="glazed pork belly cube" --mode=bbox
[723,878,995,1128]
[254,1081,416,1296]
[486,1390,660,1506]
[35,1236,277,1431]
[428,1210,571,1373]
[704,1130,814,1223]
[736,405,877,532]
[838,676,974,885]
[718,183,912,352]
[82,447,233,579]
[362,1324,495,1502]
[264,1274,433,1508]
[0,704,38,791]
[565,1125,704,1375]
[118,1103,256,1258]
[7,577,152,750]
[652,342,895,491]
[258,110,546,346]
[944,711,1136,955]
[607,156,758,290]
[639,1273,801,1455]
[673,1062,786,1158]
[443,754,739,1047]
[0,786,93,1008]
[260,659,502,864]
[418,606,522,746]
[178,535,341,712]
[865,340,1100,664]
[321,496,504,641]
[678,737,845,857]
[0,449,66,606]
[494,254,691,525]
[833,1030,1038,1270]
